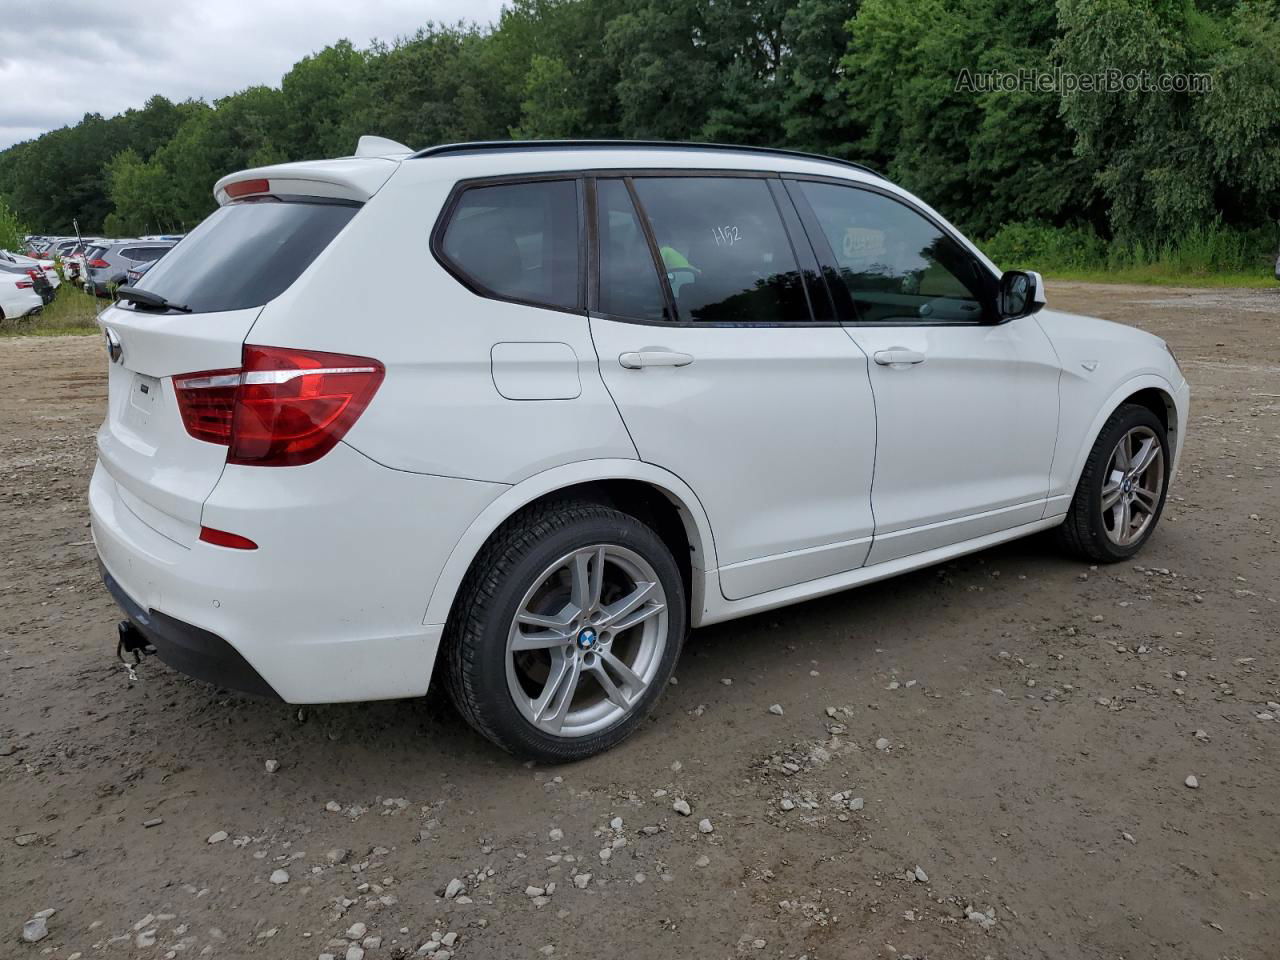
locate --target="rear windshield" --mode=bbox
[133,198,359,313]
[85,245,108,260]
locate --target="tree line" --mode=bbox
[1,0,1277,261]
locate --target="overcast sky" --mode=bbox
[0,0,507,150]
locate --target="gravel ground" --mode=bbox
[2,282,1278,960]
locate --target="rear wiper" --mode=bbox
[115,285,192,313]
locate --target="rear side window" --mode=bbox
[595,179,668,322]
[630,177,811,324]
[438,179,581,312]
[134,199,358,313]
[128,246,170,263]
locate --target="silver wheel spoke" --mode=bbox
[600,649,646,695]
[511,630,571,652]
[516,607,577,632]
[610,599,665,633]
[1130,437,1159,477]
[532,651,581,733]
[589,662,631,711]
[569,552,592,613]
[1101,479,1123,511]
[599,580,657,627]
[1133,487,1159,510]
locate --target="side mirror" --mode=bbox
[999,270,1046,318]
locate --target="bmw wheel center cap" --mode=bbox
[576,628,598,651]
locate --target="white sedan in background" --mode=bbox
[0,249,60,289]
[0,272,43,319]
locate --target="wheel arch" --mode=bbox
[422,460,718,628]
[1064,375,1181,499]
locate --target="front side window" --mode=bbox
[796,181,991,324]
[630,177,811,324]
[439,179,581,312]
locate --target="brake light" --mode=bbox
[225,178,270,199]
[16,279,33,289]
[87,258,110,268]
[173,346,384,467]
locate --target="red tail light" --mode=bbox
[16,279,33,289]
[174,346,384,467]
[87,258,110,268]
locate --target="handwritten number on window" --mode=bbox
[711,225,741,246]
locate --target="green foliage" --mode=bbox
[0,195,28,251]
[981,220,1274,283]
[0,0,1275,278]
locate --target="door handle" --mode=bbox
[618,350,694,369]
[873,348,926,366]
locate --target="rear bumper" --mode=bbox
[89,443,505,703]
[101,562,280,698]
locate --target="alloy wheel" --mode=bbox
[505,544,669,738]
[1101,425,1165,547]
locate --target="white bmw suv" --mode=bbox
[92,138,1189,761]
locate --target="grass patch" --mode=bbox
[0,284,103,337]
[981,221,1278,288]
[1039,268,1276,288]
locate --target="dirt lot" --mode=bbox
[2,282,1277,960]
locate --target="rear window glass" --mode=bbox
[438,179,581,312]
[85,245,108,260]
[134,199,358,313]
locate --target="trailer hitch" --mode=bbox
[116,621,155,681]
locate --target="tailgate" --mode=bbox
[97,303,261,544]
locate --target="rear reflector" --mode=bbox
[174,346,384,467]
[199,526,258,550]
[225,178,270,199]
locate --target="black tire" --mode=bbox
[1058,403,1170,563]
[443,499,687,762]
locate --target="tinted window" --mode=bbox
[134,199,357,313]
[127,246,170,263]
[596,179,668,321]
[440,179,580,312]
[797,181,990,324]
[630,177,810,324]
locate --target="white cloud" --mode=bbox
[0,0,507,150]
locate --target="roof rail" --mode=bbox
[409,139,883,180]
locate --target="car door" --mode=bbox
[788,178,1060,565]
[588,174,878,601]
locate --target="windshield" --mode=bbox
[134,198,360,313]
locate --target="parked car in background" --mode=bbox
[62,240,104,284]
[83,239,177,296]
[1,262,55,304]
[0,249,60,289]
[0,271,43,319]
[92,138,1190,762]
[125,259,156,285]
